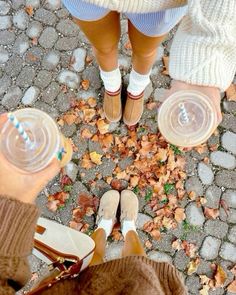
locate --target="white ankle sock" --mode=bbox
[97,218,113,238]
[122,220,137,238]
[127,68,151,96]
[100,68,121,92]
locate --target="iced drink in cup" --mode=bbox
[157,90,218,147]
[0,108,73,173]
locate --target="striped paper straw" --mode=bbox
[8,112,32,145]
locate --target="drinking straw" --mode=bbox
[7,112,32,145]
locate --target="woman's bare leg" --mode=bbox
[73,11,121,71]
[122,230,146,257]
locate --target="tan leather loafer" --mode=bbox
[103,88,122,123]
[123,91,144,126]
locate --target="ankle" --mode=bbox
[121,220,137,238]
[97,218,113,239]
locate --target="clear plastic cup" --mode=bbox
[0,108,73,173]
[157,90,218,147]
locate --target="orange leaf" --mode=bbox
[85,55,93,64]
[156,148,168,162]
[130,175,140,187]
[81,128,93,139]
[145,240,153,249]
[146,101,158,110]
[204,207,219,219]
[83,109,96,122]
[162,56,169,76]
[89,151,102,165]
[63,113,77,125]
[187,258,200,275]
[174,208,186,223]
[81,154,93,169]
[226,84,236,101]
[215,265,227,287]
[150,229,161,241]
[227,280,236,292]
[172,239,182,251]
[25,5,34,16]
[81,79,90,90]
[194,144,208,154]
[87,97,97,107]
[100,134,113,147]
[97,119,109,134]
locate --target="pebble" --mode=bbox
[215,171,236,189]
[82,66,101,90]
[153,87,166,102]
[56,19,79,36]
[0,16,12,30]
[198,162,214,185]
[26,0,40,8]
[205,185,221,209]
[16,66,36,88]
[204,220,228,239]
[222,190,236,208]
[55,37,79,51]
[44,0,62,10]
[185,176,204,196]
[41,82,60,104]
[2,86,22,109]
[64,162,78,182]
[136,213,152,230]
[220,242,236,263]
[148,251,172,263]
[22,86,40,105]
[77,89,97,100]
[39,27,58,49]
[42,51,60,70]
[58,70,80,89]
[13,34,29,56]
[34,8,58,26]
[228,226,236,244]
[71,48,86,72]
[13,10,29,30]
[0,1,11,15]
[210,151,236,169]
[26,21,43,38]
[0,47,9,63]
[186,202,205,226]
[222,131,236,155]
[200,236,221,260]
[0,30,15,45]
[34,70,52,89]
[0,75,11,95]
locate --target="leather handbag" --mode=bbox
[27,217,95,294]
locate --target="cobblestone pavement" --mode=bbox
[1,1,236,294]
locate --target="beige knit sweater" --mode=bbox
[83,0,236,91]
[0,195,187,295]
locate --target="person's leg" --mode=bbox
[89,228,106,266]
[122,230,146,257]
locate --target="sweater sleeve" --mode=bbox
[0,195,40,294]
[169,0,236,91]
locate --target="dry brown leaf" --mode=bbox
[162,56,169,76]
[83,109,96,122]
[187,258,200,275]
[204,207,219,219]
[87,97,97,107]
[145,240,153,249]
[215,265,227,287]
[97,119,109,134]
[81,128,93,139]
[25,5,34,15]
[226,84,236,101]
[227,280,236,292]
[85,55,93,64]
[130,175,140,187]
[31,37,38,45]
[194,144,208,154]
[81,79,90,90]
[174,208,186,223]
[188,191,197,200]
[100,134,113,147]
[199,285,210,295]
[156,148,168,162]
[146,101,158,110]
[81,154,93,169]
[150,229,161,241]
[46,200,60,212]
[63,113,77,125]
[172,239,182,251]
[90,151,102,165]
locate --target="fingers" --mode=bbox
[36,158,61,183]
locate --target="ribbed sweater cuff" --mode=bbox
[0,195,40,257]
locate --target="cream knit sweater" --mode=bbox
[83,0,236,91]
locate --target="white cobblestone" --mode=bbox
[26,0,40,8]
[71,48,86,72]
[148,251,172,263]
[0,1,11,15]
[228,226,236,244]
[198,162,214,185]
[58,70,80,89]
[200,236,221,260]
[13,10,29,30]
[222,190,236,209]
[26,21,43,38]
[136,213,152,230]
[220,242,236,263]
[186,202,205,226]
[210,151,236,169]
[0,16,12,30]
[0,47,9,63]
[22,86,40,105]
[222,131,236,155]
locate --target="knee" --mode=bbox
[132,47,157,59]
[93,43,118,56]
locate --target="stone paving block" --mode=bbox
[222,190,236,209]
[222,131,236,155]
[204,220,228,239]
[0,1,11,15]
[185,176,203,196]
[64,162,78,182]
[185,275,201,295]
[196,260,213,277]
[39,27,58,49]
[0,47,9,64]
[99,158,116,178]
[220,242,236,262]
[56,8,70,19]
[210,151,236,169]
[0,30,15,45]
[34,8,58,26]
[5,56,23,77]
[41,81,60,104]
[42,50,60,70]
[209,288,224,295]
[44,0,62,11]
[22,86,40,105]
[11,0,25,10]
[136,213,152,230]
[71,181,89,201]
[13,9,29,30]
[205,185,221,209]
[198,162,214,185]
[2,86,22,109]
[220,114,236,133]
[0,15,12,30]
[13,33,29,56]
[71,48,86,72]
[56,19,80,36]
[173,250,190,271]
[215,171,236,189]
[148,251,172,263]
[26,0,40,8]
[228,226,236,244]
[26,20,43,38]
[223,101,236,114]
[55,92,71,112]
[34,70,52,89]
[153,87,166,102]
[25,46,44,65]
[34,101,59,118]
[60,123,76,138]
[0,75,11,96]
[58,69,80,89]
[16,66,36,88]
[152,234,175,255]
[186,202,205,226]
[55,37,79,51]
[200,236,221,260]
[82,66,101,90]
[227,209,236,224]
